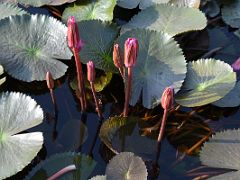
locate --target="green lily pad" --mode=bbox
[0,14,72,82]
[0,64,6,86]
[0,92,43,179]
[213,81,240,107]
[77,20,119,72]
[121,4,207,36]
[89,175,107,180]
[169,0,200,8]
[18,0,76,7]
[116,29,186,109]
[0,2,26,20]
[200,129,240,180]
[222,1,240,28]
[62,0,116,22]
[25,152,97,180]
[175,59,236,107]
[106,152,148,180]
[117,0,169,9]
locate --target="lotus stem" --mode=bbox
[157,109,168,142]
[73,48,87,112]
[123,67,132,117]
[47,164,76,180]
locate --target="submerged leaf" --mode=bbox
[176,59,236,107]
[62,0,116,22]
[77,20,119,72]
[0,14,72,82]
[117,29,186,109]
[25,152,96,180]
[222,1,240,28]
[121,4,207,36]
[0,2,26,20]
[200,129,240,179]
[106,152,148,180]
[0,92,43,179]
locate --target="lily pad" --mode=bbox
[0,64,6,86]
[77,20,119,72]
[106,152,148,180]
[0,14,72,82]
[222,0,240,28]
[169,0,200,8]
[121,4,207,36]
[116,29,186,109]
[18,0,76,7]
[26,152,97,180]
[62,0,117,22]
[200,129,240,179]
[117,0,169,9]
[0,92,43,179]
[48,0,76,6]
[0,2,26,20]
[213,81,240,107]
[175,59,236,107]
[89,175,107,180]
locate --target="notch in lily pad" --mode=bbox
[0,92,44,179]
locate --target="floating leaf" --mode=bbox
[62,0,116,22]
[48,0,76,6]
[106,152,148,180]
[200,129,240,179]
[26,152,97,180]
[201,0,220,17]
[116,29,186,109]
[222,1,240,28]
[89,175,107,180]
[117,0,169,9]
[175,59,236,107]
[121,4,207,36]
[0,92,43,179]
[213,81,240,107]
[77,20,119,72]
[169,0,200,8]
[0,2,26,20]
[0,14,72,82]
[17,0,76,6]
[0,64,6,86]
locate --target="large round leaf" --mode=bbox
[175,59,236,107]
[222,1,240,28]
[0,14,72,82]
[62,0,116,22]
[117,0,169,9]
[0,2,26,20]
[121,4,207,36]
[0,92,43,179]
[25,152,96,180]
[200,129,240,179]
[106,152,148,180]
[116,29,186,109]
[18,0,76,6]
[77,20,119,72]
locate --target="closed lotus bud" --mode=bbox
[231,57,240,72]
[67,16,83,51]
[161,87,174,110]
[46,71,54,89]
[124,38,138,67]
[113,44,123,69]
[87,61,95,82]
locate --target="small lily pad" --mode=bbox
[0,14,72,82]
[200,129,240,179]
[106,152,148,180]
[62,0,117,22]
[0,92,44,179]
[222,1,240,28]
[0,2,26,20]
[77,20,119,72]
[116,29,186,109]
[121,4,207,36]
[175,59,236,107]
[25,152,97,180]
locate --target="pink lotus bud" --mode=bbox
[161,87,174,110]
[46,71,54,89]
[231,57,240,72]
[67,16,83,51]
[124,38,138,67]
[87,61,95,82]
[113,44,123,69]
